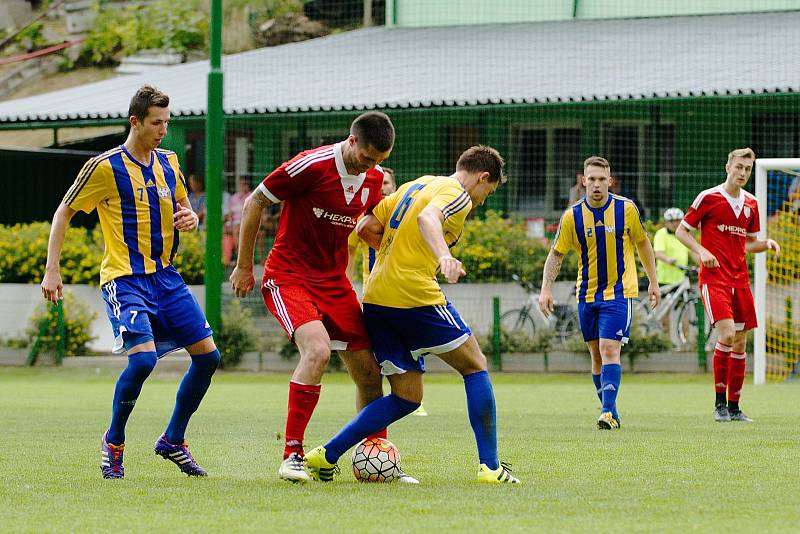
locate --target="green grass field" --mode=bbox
[1,368,798,533]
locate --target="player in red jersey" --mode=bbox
[676,148,780,423]
[230,112,398,482]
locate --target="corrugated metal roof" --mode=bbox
[1,11,798,124]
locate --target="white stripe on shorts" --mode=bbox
[435,305,457,327]
[701,284,714,325]
[265,279,294,335]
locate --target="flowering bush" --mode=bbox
[451,210,578,284]
[0,222,205,285]
[26,292,97,357]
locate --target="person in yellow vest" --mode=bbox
[653,208,697,286]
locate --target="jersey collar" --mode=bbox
[333,142,367,205]
[121,145,154,170]
[333,142,364,179]
[718,184,745,217]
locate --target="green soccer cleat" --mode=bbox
[597,411,621,430]
[477,462,520,484]
[411,403,428,417]
[304,446,339,482]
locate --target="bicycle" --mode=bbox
[499,274,580,349]
[632,266,711,349]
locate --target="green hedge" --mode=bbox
[451,210,579,284]
[3,213,583,286]
[0,222,205,285]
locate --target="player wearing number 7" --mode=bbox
[41,86,220,479]
[305,145,520,484]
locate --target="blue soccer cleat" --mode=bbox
[101,433,125,479]
[154,434,208,477]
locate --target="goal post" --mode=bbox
[754,158,800,384]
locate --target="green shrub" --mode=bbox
[0,222,205,285]
[0,222,102,284]
[172,230,206,284]
[451,210,578,284]
[621,323,672,371]
[26,292,97,357]
[477,327,555,354]
[80,0,208,66]
[215,300,257,369]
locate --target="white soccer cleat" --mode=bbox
[396,468,420,484]
[278,452,310,483]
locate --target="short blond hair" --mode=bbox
[727,147,755,165]
[583,156,610,172]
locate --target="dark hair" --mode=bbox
[583,156,610,172]
[350,111,395,152]
[456,145,506,183]
[128,85,169,122]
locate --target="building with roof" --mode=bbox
[1,6,799,224]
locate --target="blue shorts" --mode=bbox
[101,266,212,357]
[577,298,632,344]
[363,302,472,375]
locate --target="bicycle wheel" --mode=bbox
[674,299,711,348]
[499,309,536,340]
[631,298,661,335]
[554,307,580,349]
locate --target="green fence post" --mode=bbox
[492,296,501,371]
[695,298,707,372]
[55,300,65,365]
[205,0,224,333]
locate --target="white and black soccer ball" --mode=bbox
[351,437,401,482]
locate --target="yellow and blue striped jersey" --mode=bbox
[64,146,188,285]
[363,175,472,308]
[553,194,647,303]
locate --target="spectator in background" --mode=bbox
[567,171,585,206]
[223,176,250,266]
[610,175,646,218]
[187,175,206,228]
[653,207,697,286]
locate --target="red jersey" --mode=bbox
[682,185,760,288]
[258,142,384,281]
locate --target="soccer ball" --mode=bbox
[351,438,401,482]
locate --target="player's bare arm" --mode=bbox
[41,202,77,304]
[538,250,564,318]
[745,236,781,259]
[417,205,465,284]
[635,237,661,309]
[356,214,384,250]
[230,190,273,297]
[174,198,199,232]
[675,223,719,268]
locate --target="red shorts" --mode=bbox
[700,283,757,331]
[261,273,371,351]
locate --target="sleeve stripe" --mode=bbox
[680,220,696,230]
[286,149,334,176]
[442,192,470,219]
[258,183,280,203]
[64,150,117,205]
